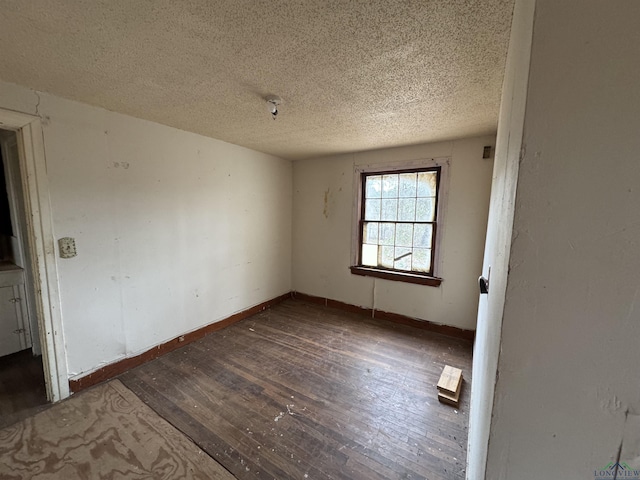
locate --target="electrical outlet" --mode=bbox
[58,237,77,258]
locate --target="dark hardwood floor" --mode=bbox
[0,348,49,429]
[120,299,473,480]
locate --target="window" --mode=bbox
[350,165,443,286]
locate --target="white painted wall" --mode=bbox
[0,80,292,380]
[486,1,640,478]
[466,0,534,478]
[292,136,494,330]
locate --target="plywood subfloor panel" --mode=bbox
[121,299,473,480]
[0,349,49,429]
[0,379,235,479]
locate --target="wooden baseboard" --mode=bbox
[70,290,473,393]
[69,292,292,393]
[291,291,475,342]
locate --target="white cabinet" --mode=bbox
[0,266,31,357]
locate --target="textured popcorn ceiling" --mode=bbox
[0,1,514,160]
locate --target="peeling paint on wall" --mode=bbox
[292,136,494,331]
[323,188,330,219]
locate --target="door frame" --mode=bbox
[0,129,38,355]
[0,108,69,402]
[466,0,536,478]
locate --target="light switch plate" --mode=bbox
[58,237,77,258]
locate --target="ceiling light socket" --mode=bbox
[265,95,282,119]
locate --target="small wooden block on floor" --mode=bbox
[437,365,462,407]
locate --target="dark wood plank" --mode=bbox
[121,299,472,480]
[0,349,49,429]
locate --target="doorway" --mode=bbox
[0,109,69,404]
[0,129,48,424]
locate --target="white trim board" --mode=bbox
[0,108,69,402]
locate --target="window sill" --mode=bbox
[350,266,442,287]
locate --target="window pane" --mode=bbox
[417,171,437,197]
[413,224,433,248]
[380,223,395,246]
[366,175,382,198]
[363,222,379,244]
[399,173,417,197]
[396,223,413,247]
[381,199,398,221]
[365,199,381,221]
[412,248,432,272]
[359,167,440,276]
[381,174,399,198]
[362,244,378,266]
[394,247,412,270]
[380,246,394,268]
[416,197,435,222]
[398,198,416,221]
